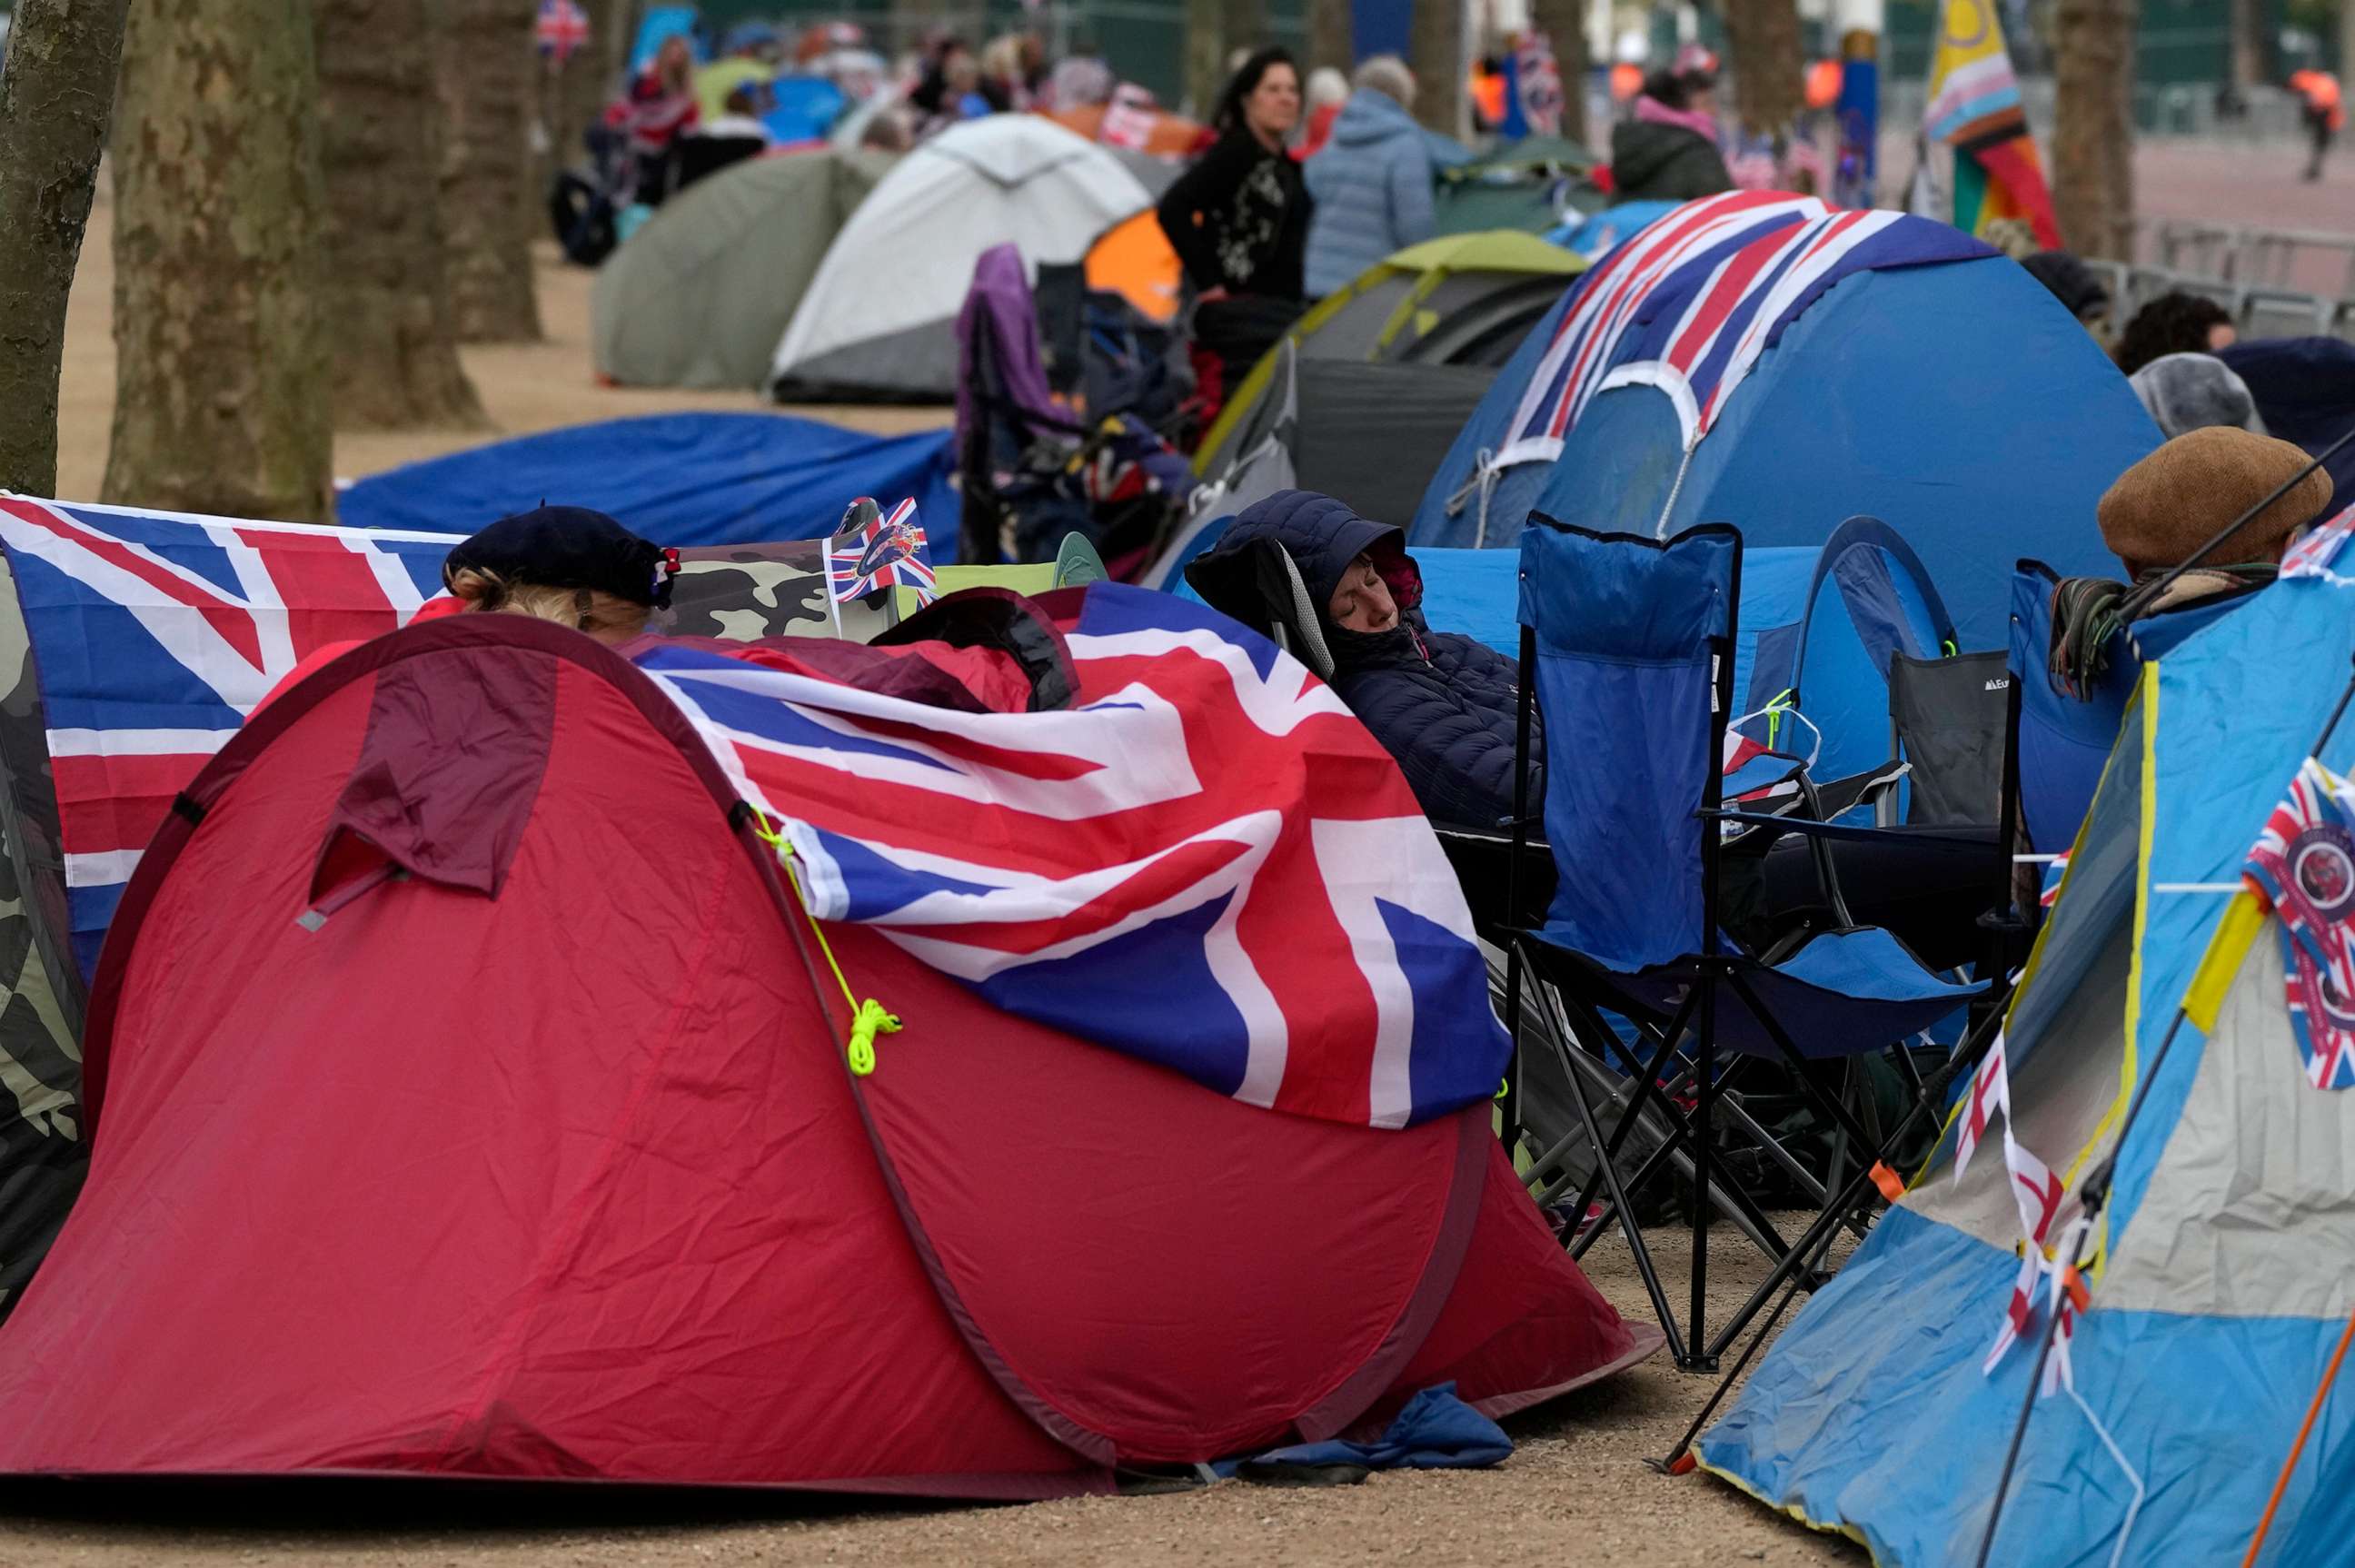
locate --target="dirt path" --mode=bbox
[50,196,945,511]
[0,1226,1863,1568]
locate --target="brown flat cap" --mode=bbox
[2097,426,2335,578]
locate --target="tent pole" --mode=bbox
[1972,651,2355,1568]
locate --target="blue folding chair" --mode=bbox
[1502,517,1987,1370]
[2008,560,2259,862]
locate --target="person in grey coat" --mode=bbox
[1302,57,1439,298]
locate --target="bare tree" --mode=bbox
[0,0,135,497]
[1307,0,1353,76]
[1408,0,1463,134]
[2051,0,2137,259]
[1529,0,1590,144]
[1221,0,1263,59]
[316,0,487,430]
[104,0,333,520]
[1722,0,1804,137]
[439,0,543,342]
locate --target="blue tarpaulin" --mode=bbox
[338,412,960,553]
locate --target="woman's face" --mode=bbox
[1328,553,1399,634]
[1244,63,1302,141]
[2207,321,2238,352]
[657,36,691,78]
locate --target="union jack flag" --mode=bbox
[2282,504,2355,581]
[536,0,590,60]
[1491,194,1992,473]
[636,583,1509,1128]
[1100,84,1159,151]
[828,498,936,608]
[0,498,458,977]
[2039,849,2071,909]
[2244,757,2355,1089]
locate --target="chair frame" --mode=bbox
[1498,518,2002,1369]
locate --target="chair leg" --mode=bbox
[1693,1007,2009,1365]
[1553,987,1701,1234]
[1690,964,1718,1372]
[1545,995,1690,1367]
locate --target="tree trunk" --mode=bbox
[104,0,332,520]
[1529,0,1590,145]
[1186,0,1225,119]
[1222,0,1266,60]
[438,0,542,342]
[1722,0,1804,137]
[2227,0,2262,91]
[1308,0,1353,74]
[0,0,134,498]
[1408,0,1463,135]
[2051,0,2137,260]
[316,0,486,430]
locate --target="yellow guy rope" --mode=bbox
[745,809,900,1076]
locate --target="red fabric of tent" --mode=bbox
[0,614,1656,1494]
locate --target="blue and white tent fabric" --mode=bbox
[1700,529,2355,1566]
[1411,192,2159,645]
[337,412,959,555]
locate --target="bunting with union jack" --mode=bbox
[2243,757,2355,1089]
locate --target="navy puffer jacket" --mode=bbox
[1185,490,1538,830]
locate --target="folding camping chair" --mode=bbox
[1501,517,1986,1369]
[954,247,1195,568]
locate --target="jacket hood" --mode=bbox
[1184,491,1427,670]
[1327,87,1422,149]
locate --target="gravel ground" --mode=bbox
[0,1226,1865,1568]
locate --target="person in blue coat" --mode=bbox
[1302,57,1442,298]
[1185,490,1537,829]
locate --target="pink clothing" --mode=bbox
[1634,94,1719,142]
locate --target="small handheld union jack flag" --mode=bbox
[536,0,589,61]
[2242,756,2355,1089]
[827,497,937,610]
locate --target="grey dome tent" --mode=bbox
[591,147,896,391]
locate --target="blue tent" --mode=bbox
[630,5,701,71]
[762,76,847,144]
[1700,537,2355,1566]
[1544,200,1679,260]
[338,412,959,554]
[1409,202,2160,647]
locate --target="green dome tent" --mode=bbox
[591,147,895,391]
[1191,231,1586,487]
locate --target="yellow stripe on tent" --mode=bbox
[2182,889,2270,1035]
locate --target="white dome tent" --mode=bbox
[769,116,1152,402]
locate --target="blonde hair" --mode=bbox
[446,566,651,640]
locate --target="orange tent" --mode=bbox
[1084,209,1183,324]
[1043,104,1206,159]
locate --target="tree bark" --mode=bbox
[438,0,542,342]
[1529,0,1590,145]
[1221,0,1263,62]
[1186,0,1224,118]
[1722,0,1804,137]
[104,0,333,520]
[1408,0,1463,135]
[2051,0,2137,260]
[0,0,134,498]
[1307,0,1353,74]
[316,0,486,430]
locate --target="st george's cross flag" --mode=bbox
[2243,757,2355,1089]
[636,583,1511,1129]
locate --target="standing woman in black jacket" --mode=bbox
[1158,47,1314,414]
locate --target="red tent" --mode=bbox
[0,614,1656,1494]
